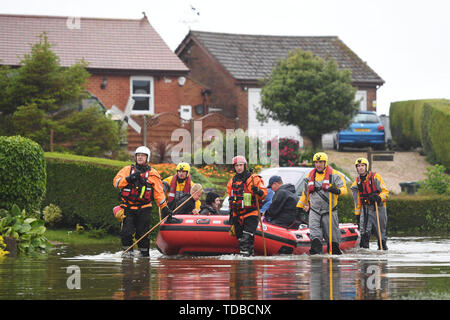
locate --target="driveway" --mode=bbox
[324,150,432,194]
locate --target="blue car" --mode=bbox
[334,111,386,151]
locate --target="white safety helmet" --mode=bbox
[135,146,151,163]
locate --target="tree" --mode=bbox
[0,33,121,157]
[258,49,359,149]
[0,33,90,115]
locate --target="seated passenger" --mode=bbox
[260,184,274,215]
[200,192,221,215]
[265,176,299,228]
[171,183,203,215]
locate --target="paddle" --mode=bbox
[375,201,383,251]
[250,169,267,256]
[121,186,203,256]
[329,190,333,255]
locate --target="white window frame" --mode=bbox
[355,90,367,111]
[130,76,154,115]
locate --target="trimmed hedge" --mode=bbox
[44,159,124,234]
[0,136,46,213]
[338,194,450,234]
[421,102,450,168]
[389,99,450,169]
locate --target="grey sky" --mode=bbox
[1,0,449,115]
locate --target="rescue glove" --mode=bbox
[328,186,341,195]
[296,207,309,225]
[161,206,173,219]
[126,171,141,184]
[369,193,382,204]
[251,186,264,197]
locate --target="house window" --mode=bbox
[130,76,154,114]
[355,90,367,111]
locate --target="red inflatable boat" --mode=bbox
[156,214,359,256]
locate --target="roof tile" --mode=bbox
[0,14,189,72]
[188,31,383,84]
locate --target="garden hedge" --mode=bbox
[338,194,450,234]
[389,99,450,169]
[0,135,46,214]
[421,101,450,168]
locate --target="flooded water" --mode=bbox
[1,236,449,301]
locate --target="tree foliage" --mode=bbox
[259,49,359,149]
[0,33,121,157]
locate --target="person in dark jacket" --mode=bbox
[170,183,203,215]
[199,192,221,215]
[265,176,299,228]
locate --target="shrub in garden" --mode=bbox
[0,135,46,214]
[419,164,450,195]
[0,204,50,254]
[43,203,62,227]
[267,138,300,167]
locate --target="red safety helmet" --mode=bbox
[232,155,247,165]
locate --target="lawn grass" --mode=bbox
[44,228,119,245]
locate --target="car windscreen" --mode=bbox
[260,170,308,189]
[352,113,379,123]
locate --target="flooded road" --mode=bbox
[0,236,449,300]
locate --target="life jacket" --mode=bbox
[356,172,378,205]
[307,166,333,193]
[120,165,154,209]
[229,174,261,217]
[167,174,191,203]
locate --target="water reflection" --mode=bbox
[1,237,450,300]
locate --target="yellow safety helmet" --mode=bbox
[313,152,328,166]
[355,157,369,172]
[176,162,191,173]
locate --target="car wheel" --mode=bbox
[337,138,344,151]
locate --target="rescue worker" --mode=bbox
[113,146,172,257]
[265,176,299,228]
[351,157,389,250]
[296,152,348,255]
[227,155,267,256]
[163,162,201,214]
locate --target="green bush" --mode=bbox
[0,204,50,254]
[0,135,46,213]
[42,203,62,227]
[421,101,450,168]
[419,164,450,195]
[389,100,423,150]
[390,99,450,169]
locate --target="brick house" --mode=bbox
[0,14,238,155]
[176,30,385,145]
